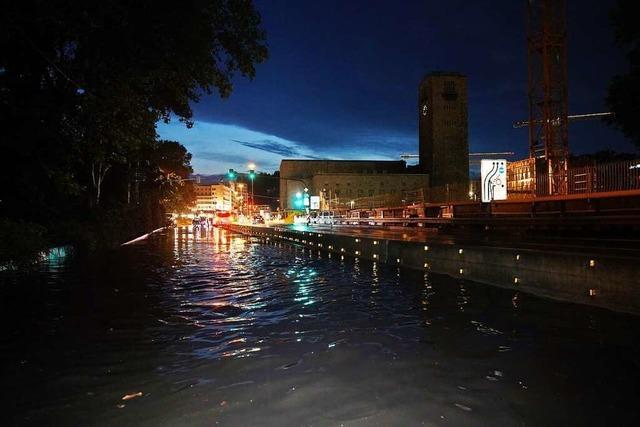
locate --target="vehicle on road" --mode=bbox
[347,210,373,225]
[312,210,336,225]
[293,214,307,225]
[215,211,232,225]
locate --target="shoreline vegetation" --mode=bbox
[0,207,163,269]
[0,1,268,267]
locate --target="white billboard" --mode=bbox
[309,196,320,210]
[481,159,507,202]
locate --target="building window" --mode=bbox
[368,189,374,196]
[443,80,458,101]
[444,80,456,92]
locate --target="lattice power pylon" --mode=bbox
[527,0,569,195]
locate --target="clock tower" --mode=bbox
[418,72,469,195]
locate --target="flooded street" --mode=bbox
[1,227,640,426]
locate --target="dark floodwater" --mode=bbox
[1,227,640,426]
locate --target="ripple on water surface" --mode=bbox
[1,227,640,426]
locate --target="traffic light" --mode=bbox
[227,169,237,180]
[248,169,256,180]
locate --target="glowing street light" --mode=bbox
[247,163,257,216]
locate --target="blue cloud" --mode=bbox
[157,120,321,174]
[232,139,323,159]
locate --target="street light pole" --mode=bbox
[248,163,256,217]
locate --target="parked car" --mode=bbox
[215,211,232,225]
[313,211,335,225]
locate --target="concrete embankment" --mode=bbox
[225,224,640,315]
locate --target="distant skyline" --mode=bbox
[158,0,635,174]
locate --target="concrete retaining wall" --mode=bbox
[225,225,640,315]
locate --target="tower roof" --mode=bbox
[426,71,466,77]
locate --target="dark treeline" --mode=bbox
[0,0,267,264]
[607,0,640,149]
[239,171,280,210]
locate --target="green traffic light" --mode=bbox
[248,170,256,180]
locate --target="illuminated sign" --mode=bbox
[309,196,320,210]
[481,159,507,202]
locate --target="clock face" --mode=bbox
[422,104,428,116]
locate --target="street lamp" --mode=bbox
[237,183,245,216]
[247,163,256,216]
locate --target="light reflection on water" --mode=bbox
[1,226,640,426]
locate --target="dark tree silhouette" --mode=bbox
[607,0,640,149]
[0,0,267,262]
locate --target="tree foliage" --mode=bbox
[154,140,196,212]
[0,0,267,261]
[607,0,640,149]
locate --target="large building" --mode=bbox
[194,184,215,212]
[279,72,469,210]
[418,72,469,193]
[279,160,428,210]
[193,183,233,212]
[212,184,233,211]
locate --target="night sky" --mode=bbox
[158,0,634,174]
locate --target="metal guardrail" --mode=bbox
[568,159,640,194]
[511,158,640,197]
[324,188,640,227]
[296,159,640,214]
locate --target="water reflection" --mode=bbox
[1,227,640,426]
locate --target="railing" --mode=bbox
[536,159,640,196]
[508,158,640,198]
[311,159,640,211]
[328,189,426,210]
